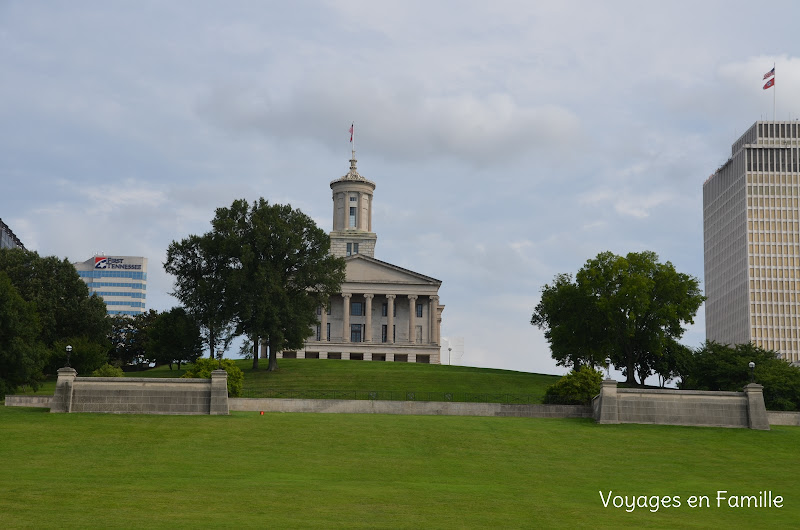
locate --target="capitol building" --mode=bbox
[266,153,444,363]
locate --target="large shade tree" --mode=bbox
[147,307,203,370]
[531,251,704,385]
[0,248,109,349]
[168,198,346,371]
[107,310,159,369]
[0,272,49,394]
[215,199,346,371]
[681,341,800,411]
[165,233,236,359]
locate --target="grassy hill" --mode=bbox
[148,358,562,402]
[9,359,562,403]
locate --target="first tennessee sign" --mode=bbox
[94,257,142,270]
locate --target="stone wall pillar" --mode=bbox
[210,370,230,415]
[744,383,770,430]
[408,295,418,344]
[50,367,77,413]
[386,295,395,344]
[364,293,374,342]
[596,379,619,424]
[342,293,351,342]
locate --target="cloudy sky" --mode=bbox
[3,1,800,376]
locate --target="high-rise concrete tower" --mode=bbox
[703,121,800,363]
[329,152,377,258]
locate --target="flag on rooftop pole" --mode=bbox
[349,123,354,142]
[763,63,776,122]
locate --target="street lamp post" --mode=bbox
[749,361,755,383]
[65,345,73,368]
[605,357,611,379]
[448,347,452,366]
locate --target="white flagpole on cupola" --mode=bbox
[349,122,355,162]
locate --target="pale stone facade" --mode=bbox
[267,153,444,363]
[704,121,800,363]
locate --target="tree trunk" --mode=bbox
[209,329,216,359]
[625,353,636,385]
[252,335,259,370]
[267,336,278,372]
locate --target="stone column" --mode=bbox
[364,293,374,342]
[321,302,328,341]
[386,295,395,344]
[210,370,229,415]
[367,194,372,232]
[408,295,418,344]
[429,295,439,344]
[50,367,77,413]
[744,383,770,430]
[332,194,337,231]
[342,293,351,342]
[437,306,443,346]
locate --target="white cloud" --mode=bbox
[197,79,582,166]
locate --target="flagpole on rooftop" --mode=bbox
[773,63,776,122]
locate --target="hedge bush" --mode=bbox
[182,358,243,397]
[91,363,125,377]
[544,366,602,405]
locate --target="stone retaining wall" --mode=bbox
[47,367,229,415]
[592,379,770,430]
[229,398,593,418]
[4,395,52,408]
[767,411,800,426]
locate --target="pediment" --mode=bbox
[344,255,440,286]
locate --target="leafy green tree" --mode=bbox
[165,233,236,359]
[652,338,692,388]
[204,198,346,371]
[147,307,203,370]
[530,273,606,370]
[0,248,109,349]
[681,341,800,410]
[532,251,704,385]
[107,310,159,369]
[0,272,49,394]
[50,337,109,375]
[108,314,137,367]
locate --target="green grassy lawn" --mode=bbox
[0,406,796,529]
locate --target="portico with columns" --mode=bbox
[268,148,444,363]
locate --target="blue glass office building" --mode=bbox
[74,255,147,316]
